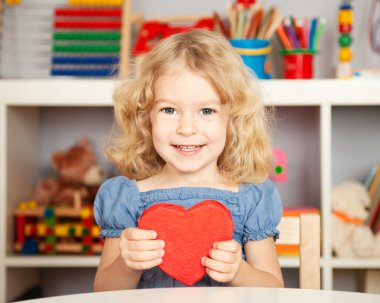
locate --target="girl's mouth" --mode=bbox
[175,145,203,152]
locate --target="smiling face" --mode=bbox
[150,64,230,180]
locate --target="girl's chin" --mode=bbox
[163,162,217,176]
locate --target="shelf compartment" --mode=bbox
[332,105,380,184]
[273,106,321,208]
[6,106,114,256]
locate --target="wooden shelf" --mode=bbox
[5,255,100,268]
[1,79,379,107]
[331,258,380,269]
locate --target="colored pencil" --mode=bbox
[275,25,292,49]
[242,3,258,38]
[249,5,264,38]
[257,7,274,39]
[295,19,306,48]
[309,17,318,50]
[263,8,283,40]
[236,3,246,38]
[283,18,299,48]
[303,16,310,49]
[313,18,326,49]
[275,15,326,52]
[223,3,282,40]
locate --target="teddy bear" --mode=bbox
[32,137,104,208]
[331,181,380,258]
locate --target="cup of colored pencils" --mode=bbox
[276,16,326,79]
[214,2,282,79]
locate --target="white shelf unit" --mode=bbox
[1,79,380,302]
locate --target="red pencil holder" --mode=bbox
[280,49,317,79]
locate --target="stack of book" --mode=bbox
[364,164,380,233]
[276,207,320,257]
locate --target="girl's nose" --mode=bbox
[176,114,197,136]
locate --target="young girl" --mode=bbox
[93,29,283,291]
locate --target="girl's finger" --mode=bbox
[128,249,165,262]
[123,228,157,240]
[206,268,233,283]
[209,248,236,263]
[201,256,231,273]
[126,258,163,271]
[127,239,165,251]
[213,240,240,252]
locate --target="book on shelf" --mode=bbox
[276,206,320,257]
[368,164,380,199]
[365,164,380,232]
[364,164,379,190]
[368,196,380,232]
[370,197,380,233]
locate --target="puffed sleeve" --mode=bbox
[94,176,139,239]
[242,180,283,245]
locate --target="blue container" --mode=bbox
[230,39,271,79]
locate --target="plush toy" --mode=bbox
[33,138,103,207]
[331,181,380,258]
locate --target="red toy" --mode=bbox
[133,18,214,56]
[138,200,234,286]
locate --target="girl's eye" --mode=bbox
[200,108,216,115]
[161,107,177,115]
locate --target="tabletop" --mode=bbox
[17,287,380,303]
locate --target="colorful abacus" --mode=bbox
[336,1,353,79]
[80,206,94,255]
[44,206,57,254]
[51,6,123,77]
[15,196,103,255]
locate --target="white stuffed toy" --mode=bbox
[331,181,380,258]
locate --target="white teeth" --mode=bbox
[176,145,201,151]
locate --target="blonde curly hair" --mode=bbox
[106,29,274,183]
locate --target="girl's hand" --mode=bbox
[201,240,242,283]
[119,227,165,271]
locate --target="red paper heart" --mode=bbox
[138,200,234,286]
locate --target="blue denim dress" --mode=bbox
[94,176,282,288]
